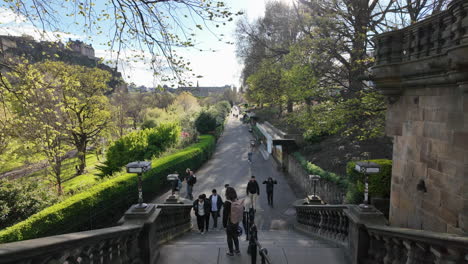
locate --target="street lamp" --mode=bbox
[354,161,380,210]
[126,161,152,209]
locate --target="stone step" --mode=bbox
[158,230,349,264]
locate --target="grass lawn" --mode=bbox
[27,153,103,194]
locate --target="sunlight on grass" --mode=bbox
[27,153,103,194]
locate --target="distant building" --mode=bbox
[176,85,231,97]
[67,39,95,59]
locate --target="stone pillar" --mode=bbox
[344,205,388,264]
[372,0,468,235]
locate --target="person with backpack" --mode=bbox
[193,194,211,234]
[223,187,243,256]
[262,177,278,206]
[186,169,197,200]
[246,176,260,210]
[209,189,223,229]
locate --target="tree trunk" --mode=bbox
[287,101,293,113]
[75,135,88,175]
[52,158,62,195]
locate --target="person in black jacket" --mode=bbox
[208,189,223,229]
[262,177,278,206]
[193,194,211,234]
[246,176,260,210]
[223,187,241,256]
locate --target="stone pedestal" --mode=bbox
[344,205,387,264]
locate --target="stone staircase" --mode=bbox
[157,229,348,264]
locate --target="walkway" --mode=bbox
[154,112,348,263]
[153,113,298,230]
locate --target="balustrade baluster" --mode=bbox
[318,209,325,236]
[460,2,468,44]
[451,2,463,45]
[389,238,406,264]
[413,243,434,263]
[382,237,395,264]
[330,210,339,239]
[431,246,464,264]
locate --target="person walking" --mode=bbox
[223,187,243,256]
[246,176,260,210]
[193,194,210,234]
[262,177,278,206]
[209,189,223,229]
[185,169,197,200]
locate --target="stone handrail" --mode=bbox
[0,224,142,263]
[294,203,349,247]
[365,225,468,263]
[0,201,193,264]
[294,202,468,263]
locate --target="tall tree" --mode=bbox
[1,62,69,194]
[60,63,112,175]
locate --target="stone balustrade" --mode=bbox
[294,202,468,264]
[294,203,349,246]
[365,225,468,264]
[374,0,468,66]
[372,0,468,97]
[0,224,142,263]
[0,201,193,264]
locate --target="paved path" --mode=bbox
[153,113,298,230]
[155,112,348,263]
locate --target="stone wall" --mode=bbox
[386,85,468,234]
[286,154,346,204]
[372,0,468,234]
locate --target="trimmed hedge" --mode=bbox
[0,135,216,243]
[293,152,348,189]
[345,159,392,203]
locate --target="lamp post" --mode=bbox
[305,174,321,204]
[354,161,380,210]
[166,173,180,203]
[126,161,151,209]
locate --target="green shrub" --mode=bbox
[98,123,180,176]
[195,111,217,134]
[141,119,157,129]
[293,152,348,189]
[0,135,215,243]
[0,179,60,229]
[345,159,392,201]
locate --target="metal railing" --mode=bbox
[248,224,272,264]
[245,207,272,264]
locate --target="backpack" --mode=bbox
[229,199,244,224]
[188,175,197,185]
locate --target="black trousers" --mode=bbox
[226,224,240,253]
[267,191,274,205]
[211,211,219,228]
[196,214,210,232]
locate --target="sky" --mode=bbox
[0,0,293,88]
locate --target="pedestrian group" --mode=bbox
[178,167,278,257]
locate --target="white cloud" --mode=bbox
[0,8,81,42]
[0,8,27,24]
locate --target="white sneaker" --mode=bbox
[201,231,205,234]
